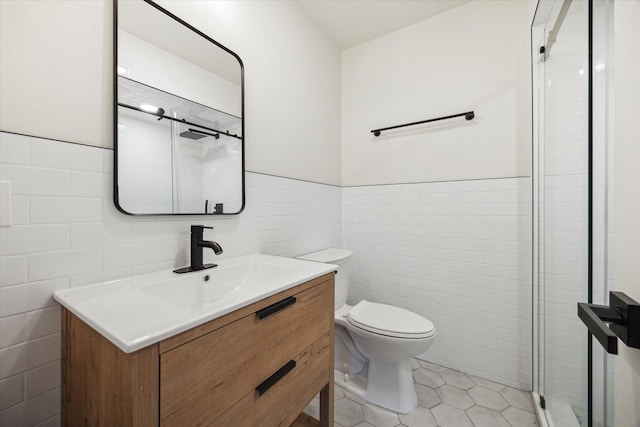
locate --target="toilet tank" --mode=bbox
[297,248,353,308]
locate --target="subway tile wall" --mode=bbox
[0,131,341,426]
[343,178,532,390]
[0,131,535,425]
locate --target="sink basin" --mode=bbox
[54,254,337,353]
[140,258,305,308]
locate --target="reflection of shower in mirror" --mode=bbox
[115,0,244,215]
[179,130,207,140]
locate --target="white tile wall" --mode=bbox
[0,131,534,425]
[0,131,341,426]
[343,177,532,390]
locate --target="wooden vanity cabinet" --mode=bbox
[61,273,335,427]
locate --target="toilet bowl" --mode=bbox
[298,248,436,413]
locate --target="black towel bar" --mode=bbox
[371,110,474,137]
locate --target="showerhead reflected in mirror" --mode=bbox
[114,0,244,215]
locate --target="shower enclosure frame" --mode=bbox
[531,0,614,426]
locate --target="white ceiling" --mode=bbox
[297,0,473,50]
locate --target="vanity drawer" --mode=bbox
[212,333,331,427]
[159,279,332,426]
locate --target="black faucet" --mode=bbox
[173,225,223,274]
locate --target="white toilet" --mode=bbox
[298,248,436,413]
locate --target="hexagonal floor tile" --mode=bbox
[399,406,438,427]
[466,405,511,427]
[344,390,367,405]
[417,360,448,373]
[415,383,441,409]
[467,385,509,411]
[440,370,474,390]
[500,387,534,412]
[413,368,444,388]
[334,397,365,426]
[435,385,474,410]
[431,404,474,427]
[502,406,538,426]
[328,360,538,427]
[362,404,400,427]
[470,375,506,391]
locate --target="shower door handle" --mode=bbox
[577,302,620,354]
[577,291,640,354]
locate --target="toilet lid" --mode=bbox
[346,300,435,339]
[297,248,353,263]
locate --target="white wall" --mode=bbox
[613,1,640,425]
[344,177,532,389]
[0,2,545,425]
[158,1,342,185]
[341,0,533,186]
[118,29,242,117]
[0,1,112,148]
[340,0,536,390]
[0,0,342,185]
[0,132,342,425]
[0,1,342,424]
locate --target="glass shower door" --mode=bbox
[533,0,615,425]
[542,1,589,424]
[531,0,613,426]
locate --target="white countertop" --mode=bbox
[54,254,337,353]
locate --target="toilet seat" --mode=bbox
[346,300,435,339]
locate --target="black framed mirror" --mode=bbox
[114,0,244,215]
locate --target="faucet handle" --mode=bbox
[191,225,213,232]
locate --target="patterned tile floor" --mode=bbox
[306,359,539,427]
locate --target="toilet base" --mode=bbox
[333,357,418,414]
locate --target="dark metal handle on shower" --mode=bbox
[577,291,640,354]
[255,297,297,320]
[371,110,475,137]
[577,302,620,354]
[255,360,296,396]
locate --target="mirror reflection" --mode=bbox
[115,0,244,215]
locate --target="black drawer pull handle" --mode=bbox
[255,360,296,396]
[255,296,296,320]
